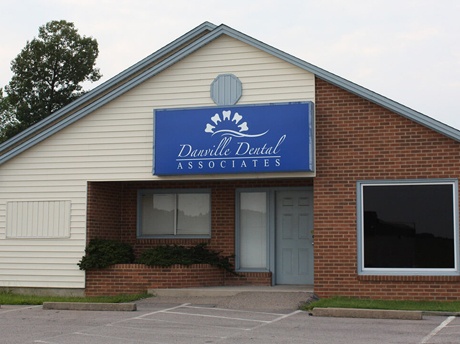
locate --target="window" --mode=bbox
[138,190,211,238]
[357,180,459,275]
[237,191,268,270]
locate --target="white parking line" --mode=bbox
[165,310,272,323]
[183,305,286,316]
[107,303,191,326]
[134,304,285,330]
[134,303,191,320]
[250,310,303,330]
[159,306,302,331]
[420,316,456,344]
[134,315,256,331]
[130,304,297,333]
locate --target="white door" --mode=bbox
[275,190,314,284]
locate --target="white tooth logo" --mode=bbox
[232,112,242,124]
[222,110,231,121]
[211,113,221,125]
[238,122,249,132]
[204,110,268,138]
[204,123,215,133]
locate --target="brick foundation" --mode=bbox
[85,264,224,296]
[85,264,271,296]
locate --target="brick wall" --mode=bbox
[87,182,122,242]
[85,263,273,296]
[86,179,309,288]
[118,179,310,256]
[314,77,460,300]
[85,264,225,296]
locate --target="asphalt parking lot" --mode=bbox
[1,296,460,344]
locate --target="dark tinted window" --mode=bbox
[363,184,455,269]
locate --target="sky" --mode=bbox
[1,0,459,129]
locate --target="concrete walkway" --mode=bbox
[144,285,315,313]
[150,285,314,296]
[144,286,426,320]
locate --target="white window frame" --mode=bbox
[137,189,211,238]
[357,179,459,276]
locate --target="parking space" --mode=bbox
[1,302,460,344]
[419,315,460,344]
[88,303,301,344]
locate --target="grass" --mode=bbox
[301,296,460,313]
[0,291,152,305]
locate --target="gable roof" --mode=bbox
[1,22,459,165]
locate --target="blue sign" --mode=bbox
[154,102,314,175]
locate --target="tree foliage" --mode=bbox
[0,89,18,141]
[0,20,101,142]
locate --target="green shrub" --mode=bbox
[137,243,236,274]
[78,238,135,271]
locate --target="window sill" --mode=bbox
[358,275,460,282]
[236,269,270,273]
[137,235,211,240]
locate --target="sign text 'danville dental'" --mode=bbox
[154,102,314,175]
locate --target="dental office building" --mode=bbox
[0,22,459,300]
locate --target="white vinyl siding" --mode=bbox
[0,34,315,289]
[0,35,314,183]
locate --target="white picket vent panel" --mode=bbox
[6,201,71,238]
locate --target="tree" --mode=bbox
[0,20,101,142]
[0,89,19,142]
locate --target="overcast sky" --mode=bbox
[1,0,459,129]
